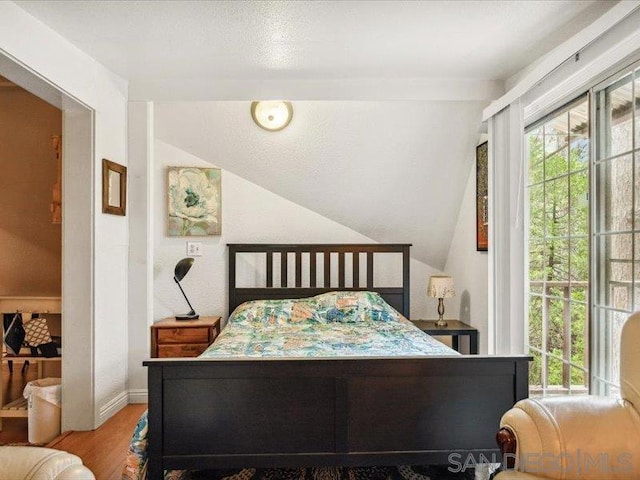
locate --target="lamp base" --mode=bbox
[435,297,447,326]
[175,313,199,321]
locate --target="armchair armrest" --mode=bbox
[498,396,640,480]
[56,464,96,480]
[0,446,95,480]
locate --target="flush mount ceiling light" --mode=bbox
[251,101,293,131]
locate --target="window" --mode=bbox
[526,96,590,396]
[592,64,640,396]
[525,62,640,398]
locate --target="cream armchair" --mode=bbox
[495,311,640,480]
[0,446,95,480]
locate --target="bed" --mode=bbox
[143,244,530,479]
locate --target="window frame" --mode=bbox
[524,93,591,396]
[590,59,640,397]
[524,57,640,398]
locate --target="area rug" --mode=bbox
[189,465,477,480]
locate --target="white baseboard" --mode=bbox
[98,390,129,423]
[128,388,148,404]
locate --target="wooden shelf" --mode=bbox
[0,296,61,314]
[0,307,63,431]
[0,398,28,417]
[1,355,61,362]
[1,355,61,426]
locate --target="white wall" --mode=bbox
[127,98,479,395]
[127,102,153,403]
[153,139,442,322]
[0,2,128,428]
[128,77,493,398]
[153,101,487,270]
[127,135,446,396]
[444,149,489,354]
[125,115,446,397]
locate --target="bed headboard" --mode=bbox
[228,244,411,317]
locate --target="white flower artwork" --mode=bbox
[167,167,221,236]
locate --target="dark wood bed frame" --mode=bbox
[145,244,530,479]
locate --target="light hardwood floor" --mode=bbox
[2,365,146,479]
[49,404,147,480]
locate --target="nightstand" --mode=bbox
[410,319,478,354]
[150,316,221,358]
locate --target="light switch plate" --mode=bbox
[186,241,203,257]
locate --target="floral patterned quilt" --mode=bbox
[202,291,456,357]
[122,292,457,480]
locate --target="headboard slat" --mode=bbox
[266,252,273,288]
[281,252,288,288]
[295,252,302,288]
[310,253,317,288]
[353,252,360,288]
[366,252,374,289]
[323,252,331,288]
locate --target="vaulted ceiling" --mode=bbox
[11,1,617,269]
[154,100,486,268]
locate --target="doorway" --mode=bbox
[0,76,63,442]
[0,53,95,434]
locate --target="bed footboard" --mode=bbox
[144,355,530,479]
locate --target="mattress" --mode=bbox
[201,291,458,357]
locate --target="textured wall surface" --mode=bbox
[444,152,489,354]
[154,101,486,270]
[153,139,443,323]
[125,136,445,394]
[0,87,61,296]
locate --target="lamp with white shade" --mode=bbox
[427,275,455,327]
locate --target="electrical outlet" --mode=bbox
[186,241,203,257]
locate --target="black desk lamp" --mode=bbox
[174,257,199,320]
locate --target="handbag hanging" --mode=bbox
[23,316,53,347]
[3,312,26,355]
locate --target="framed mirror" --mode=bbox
[102,158,127,216]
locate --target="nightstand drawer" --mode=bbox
[157,327,210,344]
[157,343,210,358]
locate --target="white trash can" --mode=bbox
[23,377,61,444]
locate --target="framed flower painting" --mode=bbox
[167,167,221,236]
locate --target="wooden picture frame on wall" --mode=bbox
[102,158,127,216]
[476,141,488,251]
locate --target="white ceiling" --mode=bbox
[8,0,618,269]
[15,0,614,84]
